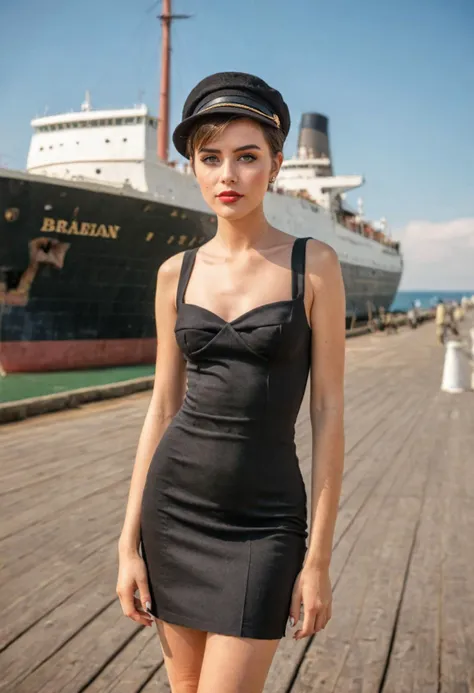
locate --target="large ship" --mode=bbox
[0,7,402,374]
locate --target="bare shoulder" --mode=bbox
[156,250,186,285]
[153,251,188,313]
[305,239,342,292]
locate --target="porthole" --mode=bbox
[96,168,101,174]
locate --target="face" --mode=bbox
[191,118,283,220]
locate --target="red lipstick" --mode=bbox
[217,190,243,204]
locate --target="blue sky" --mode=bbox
[1,0,473,287]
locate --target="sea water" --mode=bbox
[391,290,474,313]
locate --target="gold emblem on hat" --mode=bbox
[198,102,281,128]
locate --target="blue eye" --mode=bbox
[200,154,257,164]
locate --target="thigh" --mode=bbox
[155,618,207,693]
[197,632,280,693]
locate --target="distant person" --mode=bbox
[384,310,398,334]
[407,302,418,329]
[453,302,463,324]
[116,72,345,692]
[445,301,459,337]
[435,299,446,344]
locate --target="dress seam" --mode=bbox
[239,540,252,635]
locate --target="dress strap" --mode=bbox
[291,237,310,299]
[176,248,198,305]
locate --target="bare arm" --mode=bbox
[305,240,346,569]
[118,252,187,554]
[290,240,346,640]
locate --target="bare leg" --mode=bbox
[155,618,207,693]
[197,632,281,693]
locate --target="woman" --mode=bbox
[117,71,345,693]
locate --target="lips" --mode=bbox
[217,191,243,204]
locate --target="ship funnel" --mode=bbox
[297,113,333,174]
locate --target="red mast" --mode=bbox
[157,0,190,161]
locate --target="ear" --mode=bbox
[271,151,284,179]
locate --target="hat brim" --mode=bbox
[172,106,279,159]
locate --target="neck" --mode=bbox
[214,206,275,252]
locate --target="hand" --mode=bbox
[289,565,332,640]
[116,548,154,627]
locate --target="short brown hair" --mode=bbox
[185,114,285,161]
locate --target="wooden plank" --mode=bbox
[85,630,163,693]
[3,551,124,689]
[381,495,441,692]
[438,398,474,693]
[1,527,120,649]
[266,392,431,693]
[291,400,439,692]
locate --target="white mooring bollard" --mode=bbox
[441,340,471,393]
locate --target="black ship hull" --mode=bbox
[0,172,401,373]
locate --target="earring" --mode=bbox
[270,177,276,184]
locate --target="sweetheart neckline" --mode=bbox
[180,297,311,329]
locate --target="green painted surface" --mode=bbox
[0,365,155,404]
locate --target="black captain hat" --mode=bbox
[172,71,291,158]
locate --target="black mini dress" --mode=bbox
[140,236,311,639]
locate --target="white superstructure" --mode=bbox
[24,99,403,311]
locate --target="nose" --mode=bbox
[220,158,237,185]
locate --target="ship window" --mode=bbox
[98,119,105,126]
[57,124,63,130]
[40,147,44,151]
[136,116,144,124]
[106,119,113,125]
[105,138,110,143]
[96,168,101,174]
[123,138,127,142]
[116,118,123,125]
[72,122,78,128]
[78,121,86,128]
[124,117,134,124]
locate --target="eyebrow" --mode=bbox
[199,144,262,154]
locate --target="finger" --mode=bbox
[118,591,153,627]
[314,606,328,632]
[288,584,302,628]
[136,579,152,615]
[134,597,154,621]
[294,607,317,640]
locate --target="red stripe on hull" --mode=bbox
[0,339,156,373]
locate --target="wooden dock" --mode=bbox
[1,316,473,693]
